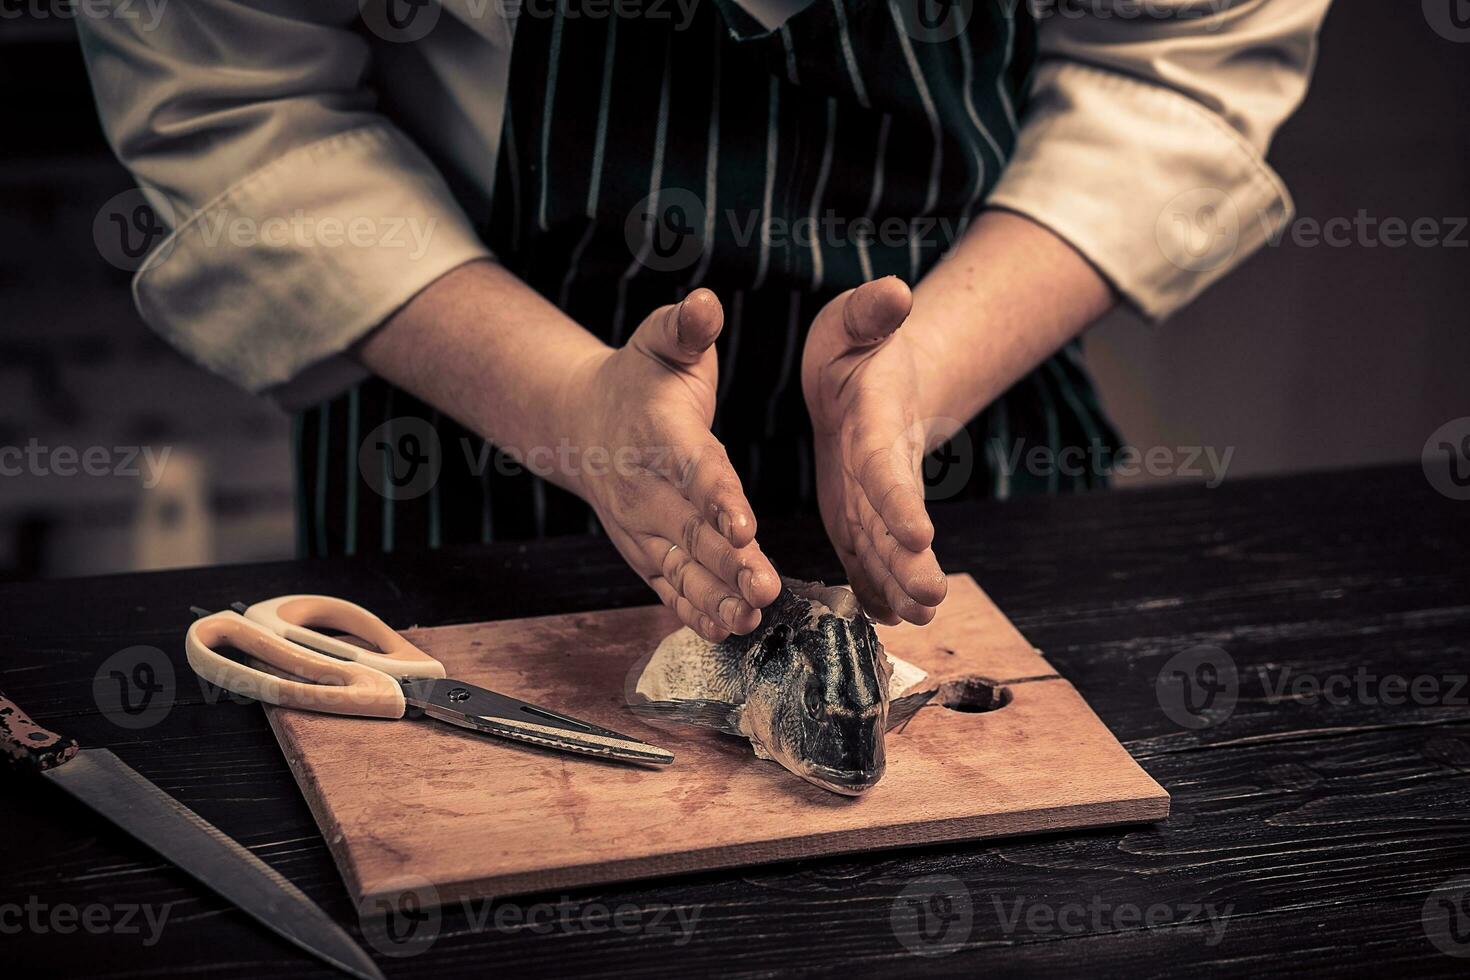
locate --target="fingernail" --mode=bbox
[738,567,753,597]
[718,596,744,629]
[717,511,732,538]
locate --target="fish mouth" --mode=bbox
[802,763,884,796]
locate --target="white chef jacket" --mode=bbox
[75,0,1333,408]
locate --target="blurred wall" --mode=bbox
[1086,2,1470,482]
[1,2,1465,578]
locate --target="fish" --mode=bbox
[627,578,936,795]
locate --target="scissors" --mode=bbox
[184,595,673,766]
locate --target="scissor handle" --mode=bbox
[185,612,406,719]
[242,595,446,681]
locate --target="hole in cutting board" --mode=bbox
[936,676,1011,713]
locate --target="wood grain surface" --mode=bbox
[267,574,1168,905]
[3,466,1468,978]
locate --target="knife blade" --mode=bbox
[1,691,384,980]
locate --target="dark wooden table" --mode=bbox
[5,465,1469,977]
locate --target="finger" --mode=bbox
[671,433,765,553]
[647,572,726,642]
[602,521,722,639]
[805,277,913,373]
[837,488,899,625]
[840,543,899,626]
[855,489,947,609]
[851,433,934,554]
[852,516,939,625]
[633,464,779,611]
[840,276,912,348]
[632,288,723,366]
[654,540,760,636]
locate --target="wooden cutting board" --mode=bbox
[266,574,1168,907]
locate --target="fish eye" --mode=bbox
[803,680,823,718]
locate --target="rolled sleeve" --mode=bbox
[988,0,1333,320]
[134,125,491,407]
[76,0,496,408]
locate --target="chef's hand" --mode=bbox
[563,289,781,641]
[801,277,948,625]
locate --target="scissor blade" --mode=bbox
[404,679,674,766]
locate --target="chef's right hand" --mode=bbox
[560,289,781,642]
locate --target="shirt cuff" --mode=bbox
[986,61,1294,322]
[132,124,493,409]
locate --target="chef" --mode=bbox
[77,0,1332,639]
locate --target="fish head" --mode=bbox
[744,587,889,795]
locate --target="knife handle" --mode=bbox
[0,691,80,772]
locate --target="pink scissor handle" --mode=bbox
[185,611,406,719]
[241,595,446,681]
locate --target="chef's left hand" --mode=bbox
[801,276,948,625]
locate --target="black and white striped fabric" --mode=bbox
[295,0,1119,557]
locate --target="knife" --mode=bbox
[1,690,384,980]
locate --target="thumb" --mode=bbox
[632,288,724,367]
[806,276,912,367]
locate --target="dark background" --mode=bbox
[2,1,1467,579]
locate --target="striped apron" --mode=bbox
[295,0,1120,557]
